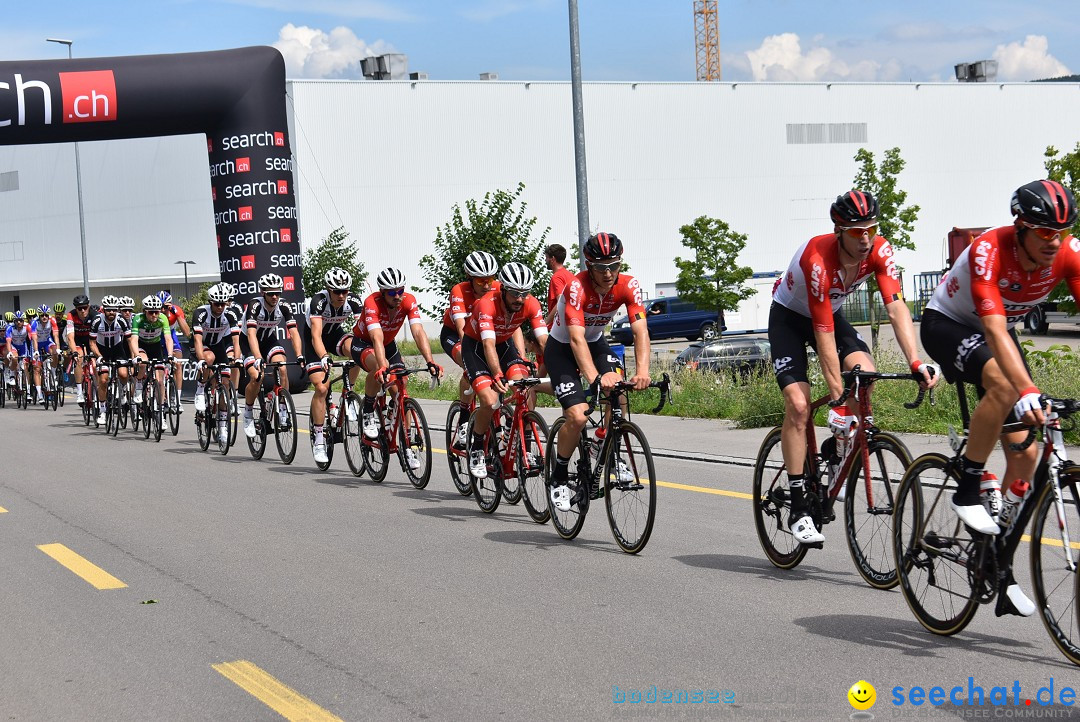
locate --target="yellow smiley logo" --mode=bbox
[848,680,876,710]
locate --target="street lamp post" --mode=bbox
[46,37,90,300]
[175,261,196,301]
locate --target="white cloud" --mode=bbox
[745,33,890,82]
[272,23,394,79]
[992,35,1070,80]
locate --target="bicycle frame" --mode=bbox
[580,374,671,489]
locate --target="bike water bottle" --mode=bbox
[998,479,1030,529]
[328,399,338,424]
[384,398,395,429]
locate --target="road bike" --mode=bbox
[753,366,928,589]
[543,374,670,554]
[446,394,478,496]
[893,384,1080,667]
[245,359,301,464]
[311,359,364,473]
[359,363,437,486]
[195,360,241,455]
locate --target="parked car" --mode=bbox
[1024,301,1080,335]
[673,338,772,381]
[610,296,725,344]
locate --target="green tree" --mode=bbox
[673,216,756,339]
[414,182,551,320]
[1043,144,1080,314]
[180,282,213,324]
[302,226,368,297]
[851,147,920,351]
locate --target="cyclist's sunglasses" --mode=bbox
[264,291,281,296]
[76,306,89,312]
[210,301,227,307]
[384,288,406,297]
[589,260,622,273]
[1024,224,1069,241]
[330,289,349,295]
[505,289,528,299]
[145,310,160,315]
[841,224,878,237]
[472,276,495,284]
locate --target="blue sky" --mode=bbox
[5,0,1078,82]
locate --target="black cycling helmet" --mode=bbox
[583,232,624,263]
[1011,180,1078,231]
[830,190,879,226]
[73,294,90,306]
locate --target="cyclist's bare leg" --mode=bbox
[557,402,589,459]
[308,368,329,426]
[780,381,812,475]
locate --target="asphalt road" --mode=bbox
[1,400,1078,720]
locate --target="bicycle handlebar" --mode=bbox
[1007,395,1080,451]
[828,364,933,411]
[587,372,671,415]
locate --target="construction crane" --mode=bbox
[694,1,721,81]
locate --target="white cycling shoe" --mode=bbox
[313,442,329,464]
[789,514,825,545]
[1005,584,1036,617]
[362,413,380,440]
[468,449,488,479]
[950,497,1000,535]
[243,415,256,439]
[550,484,572,512]
[404,449,421,470]
[194,392,206,412]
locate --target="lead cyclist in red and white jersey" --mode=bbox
[920,179,1080,617]
[770,191,937,546]
[545,232,651,512]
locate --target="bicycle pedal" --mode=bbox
[803,541,824,550]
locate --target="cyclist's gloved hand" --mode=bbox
[320,355,332,371]
[374,365,389,383]
[910,359,940,388]
[32,351,40,360]
[1014,386,1045,424]
[827,407,856,438]
[295,354,306,367]
[251,358,262,372]
[427,361,443,378]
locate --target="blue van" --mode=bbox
[610,296,725,344]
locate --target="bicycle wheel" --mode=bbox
[56,364,64,408]
[167,381,180,436]
[343,392,367,477]
[843,431,912,590]
[752,426,809,569]
[247,393,267,460]
[1029,470,1080,666]
[141,379,153,439]
[445,402,472,496]
[362,402,390,482]
[467,412,502,513]
[399,398,432,489]
[499,416,522,505]
[604,420,657,554]
[214,387,230,455]
[310,414,335,471]
[223,384,238,450]
[893,453,980,635]
[544,416,590,539]
[273,388,298,464]
[519,411,551,524]
[151,380,163,442]
[107,381,120,437]
[82,374,92,425]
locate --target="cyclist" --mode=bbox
[241,273,304,438]
[546,233,652,509]
[223,283,246,396]
[349,267,443,467]
[921,179,1080,616]
[118,296,135,327]
[458,262,547,478]
[191,283,242,426]
[53,302,68,351]
[88,295,135,425]
[159,291,191,412]
[63,294,98,406]
[304,267,365,465]
[5,311,34,391]
[770,191,937,546]
[440,251,500,445]
[544,243,576,328]
[131,295,174,409]
[31,304,61,404]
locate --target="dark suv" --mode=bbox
[610,296,725,344]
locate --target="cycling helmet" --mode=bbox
[53,302,66,314]
[0,320,6,331]
[207,283,231,304]
[830,190,879,226]
[3,311,13,322]
[99,296,116,311]
[222,282,237,299]
[324,267,352,290]
[157,290,172,305]
[119,296,135,311]
[38,304,51,316]
[463,251,498,278]
[498,262,535,292]
[583,232,624,263]
[1011,179,1078,230]
[258,273,284,292]
[376,267,407,290]
[73,294,90,307]
[25,307,37,319]
[142,295,163,312]
[13,310,24,320]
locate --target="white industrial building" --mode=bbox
[2,78,1079,332]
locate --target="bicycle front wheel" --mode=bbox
[151,379,164,442]
[519,411,551,524]
[467,412,502,513]
[343,392,367,477]
[247,393,267,460]
[167,380,181,436]
[273,388,298,464]
[843,431,911,590]
[604,420,657,554]
[752,427,808,569]
[361,403,390,482]
[1029,470,1080,666]
[544,417,589,539]
[399,398,432,489]
[445,402,472,496]
[893,453,980,635]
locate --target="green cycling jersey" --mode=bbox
[132,312,171,347]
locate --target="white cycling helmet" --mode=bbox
[323,267,352,291]
[498,262,535,293]
[142,295,163,312]
[376,267,406,290]
[222,282,237,300]
[258,273,284,292]
[207,283,231,304]
[119,295,135,311]
[463,251,498,278]
[101,295,119,310]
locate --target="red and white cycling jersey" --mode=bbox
[773,234,903,332]
[441,280,501,328]
[549,271,646,344]
[354,292,423,345]
[464,293,547,344]
[926,225,1080,329]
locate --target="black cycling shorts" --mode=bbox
[768,301,870,390]
[544,336,624,410]
[96,343,132,368]
[460,335,527,390]
[350,338,403,369]
[920,308,1030,391]
[440,324,462,361]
